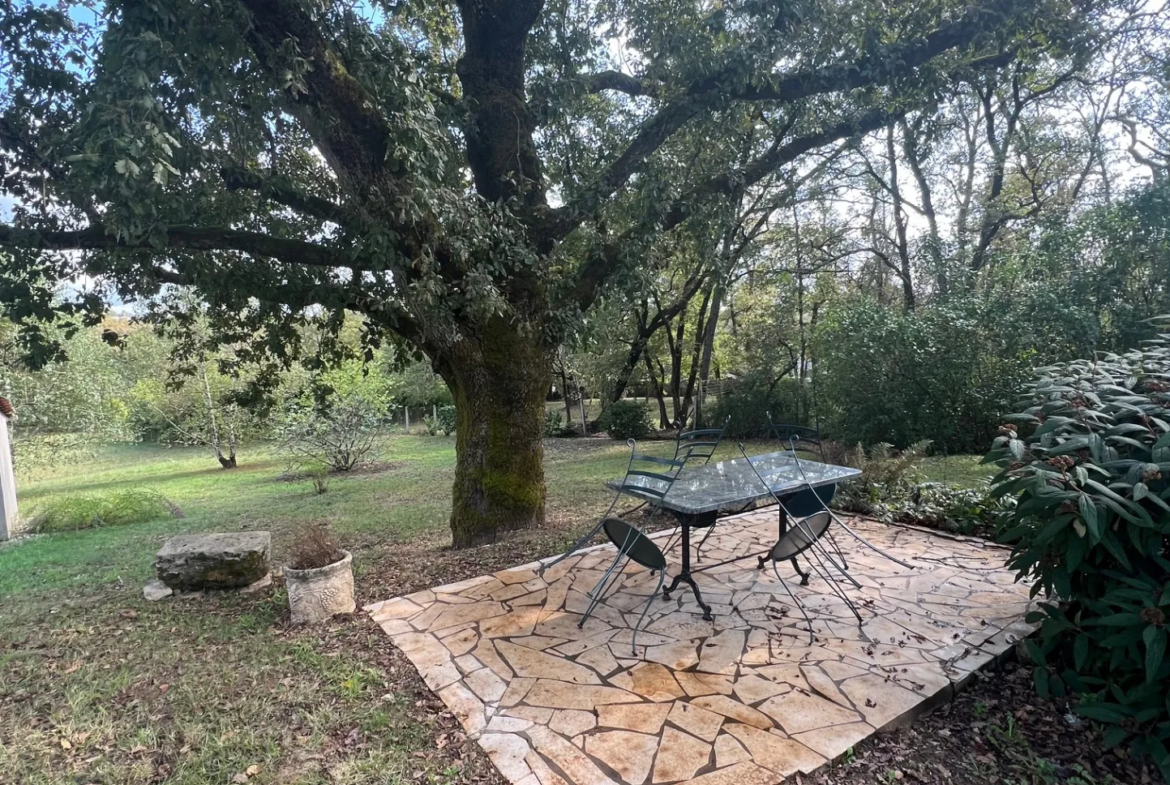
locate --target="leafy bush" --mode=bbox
[277,394,384,472]
[598,400,653,440]
[886,482,1008,537]
[987,334,1170,777]
[424,405,457,436]
[831,440,932,512]
[543,409,566,437]
[707,376,811,438]
[31,489,180,532]
[814,295,1090,453]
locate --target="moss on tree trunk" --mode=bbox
[444,320,550,548]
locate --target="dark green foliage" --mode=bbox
[31,489,179,532]
[708,376,811,438]
[815,295,1088,453]
[988,332,1170,777]
[599,401,653,441]
[543,410,566,438]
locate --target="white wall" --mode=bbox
[0,416,16,540]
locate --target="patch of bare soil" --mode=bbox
[810,655,1163,785]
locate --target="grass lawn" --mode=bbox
[0,435,685,785]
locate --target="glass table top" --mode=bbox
[607,450,862,515]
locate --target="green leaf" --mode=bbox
[1145,627,1166,684]
[1074,634,1089,670]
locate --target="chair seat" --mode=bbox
[771,511,832,562]
[603,517,667,571]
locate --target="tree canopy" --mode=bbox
[0,0,1115,545]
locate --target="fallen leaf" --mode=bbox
[245,765,261,776]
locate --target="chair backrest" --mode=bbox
[674,415,730,466]
[603,517,667,570]
[610,439,685,508]
[766,413,824,460]
[778,484,837,518]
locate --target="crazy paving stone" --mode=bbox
[732,674,790,704]
[838,673,922,730]
[577,645,621,677]
[481,608,544,639]
[527,725,619,785]
[652,727,712,783]
[466,666,509,703]
[757,689,862,734]
[713,733,751,767]
[612,662,685,701]
[723,723,825,777]
[675,671,734,697]
[597,703,672,734]
[691,695,773,730]
[439,681,486,737]
[480,733,535,783]
[497,640,601,684]
[550,709,597,737]
[584,730,660,785]
[430,601,507,632]
[665,701,724,741]
[683,761,778,785]
[523,680,641,710]
[792,722,874,760]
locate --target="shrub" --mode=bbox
[32,489,179,533]
[277,393,384,472]
[598,400,653,440]
[831,440,931,513]
[987,335,1170,777]
[288,525,345,570]
[424,404,457,436]
[813,295,1088,453]
[707,376,811,438]
[543,409,566,437]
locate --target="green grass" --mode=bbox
[0,434,688,785]
[919,454,995,487]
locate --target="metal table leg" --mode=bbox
[662,515,714,621]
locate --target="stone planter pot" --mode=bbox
[284,551,355,624]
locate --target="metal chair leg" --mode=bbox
[631,571,665,655]
[773,560,814,645]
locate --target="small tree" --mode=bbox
[277,360,391,472]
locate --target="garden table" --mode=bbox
[607,450,860,620]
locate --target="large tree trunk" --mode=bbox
[442,321,551,548]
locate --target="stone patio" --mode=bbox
[367,511,1037,785]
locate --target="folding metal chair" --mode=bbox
[782,438,915,571]
[576,517,667,655]
[673,414,730,465]
[737,444,865,642]
[541,439,684,574]
[766,413,825,461]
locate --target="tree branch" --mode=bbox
[219,164,352,226]
[547,0,1028,237]
[0,224,345,269]
[235,0,397,199]
[566,106,896,313]
[587,70,657,97]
